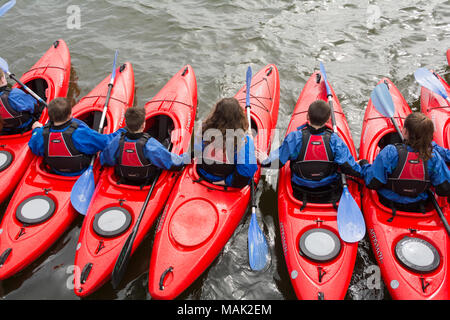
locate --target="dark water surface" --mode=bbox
[1,0,449,300]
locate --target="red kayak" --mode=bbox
[359,78,450,299]
[419,71,449,149]
[0,39,71,204]
[446,49,450,67]
[277,71,360,300]
[0,62,134,280]
[73,65,197,297]
[148,64,280,300]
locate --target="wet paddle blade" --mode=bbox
[70,166,95,215]
[246,66,252,107]
[319,62,332,97]
[414,67,449,101]
[248,211,269,271]
[370,82,395,118]
[0,0,15,17]
[337,187,366,243]
[0,57,9,73]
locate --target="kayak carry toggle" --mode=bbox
[159,266,174,290]
[0,248,12,267]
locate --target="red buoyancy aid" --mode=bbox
[43,121,91,174]
[386,144,431,197]
[198,140,236,178]
[115,132,157,183]
[290,126,337,181]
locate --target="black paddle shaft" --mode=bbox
[111,169,162,289]
[326,95,350,189]
[428,190,450,236]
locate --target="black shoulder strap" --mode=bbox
[322,129,334,162]
[298,127,311,162]
[390,143,408,179]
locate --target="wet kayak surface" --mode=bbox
[0,0,449,300]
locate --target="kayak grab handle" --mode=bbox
[0,248,12,267]
[159,266,173,290]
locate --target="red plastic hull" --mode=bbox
[359,78,450,299]
[277,71,360,300]
[73,65,197,297]
[148,64,280,300]
[0,62,134,280]
[0,40,71,204]
[419,72,449,149]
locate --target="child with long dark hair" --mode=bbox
[195,97,257,188]
[361,112,450,211]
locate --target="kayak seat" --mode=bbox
[292,180,342,211]
[78,110,104,132]
[377,192,433,222]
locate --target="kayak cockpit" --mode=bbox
[145,114,174,151]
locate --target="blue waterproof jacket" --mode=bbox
[0,87,37,130]
[433,142,450,163]
[361,144,450,204]
[262,124,362,188]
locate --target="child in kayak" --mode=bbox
[360,112,450,211]
[195,97,257,188]
[258,100,362,202]
[0,68,38,134]
[100,106,188,185]
[28,97,113,176]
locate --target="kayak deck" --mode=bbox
[73,65,197,297]
[0,39,71,205]
[360,78,450,299]
[420,72,449,149]
[148,64,280,300]
[277,71,360,300]
[0,62,134,280]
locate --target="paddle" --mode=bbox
[413,68,450,105]
[111,170,162,289]
[70,50,119,215]
[319,62,366,243]
[246,66,269,271]
[0,0,16,17]
[0,56,48,107]
[370,82,450,237]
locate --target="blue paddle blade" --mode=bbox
[414,67,449,100]
[110,50,119,84]
[0,57,9,73]
[248,211,269,271]
[70,166,95,215]
[319,62,332,97]
[337,187,366,243]
[246,66,252,107]
[370,82,395,118]
[0,0,15,17]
